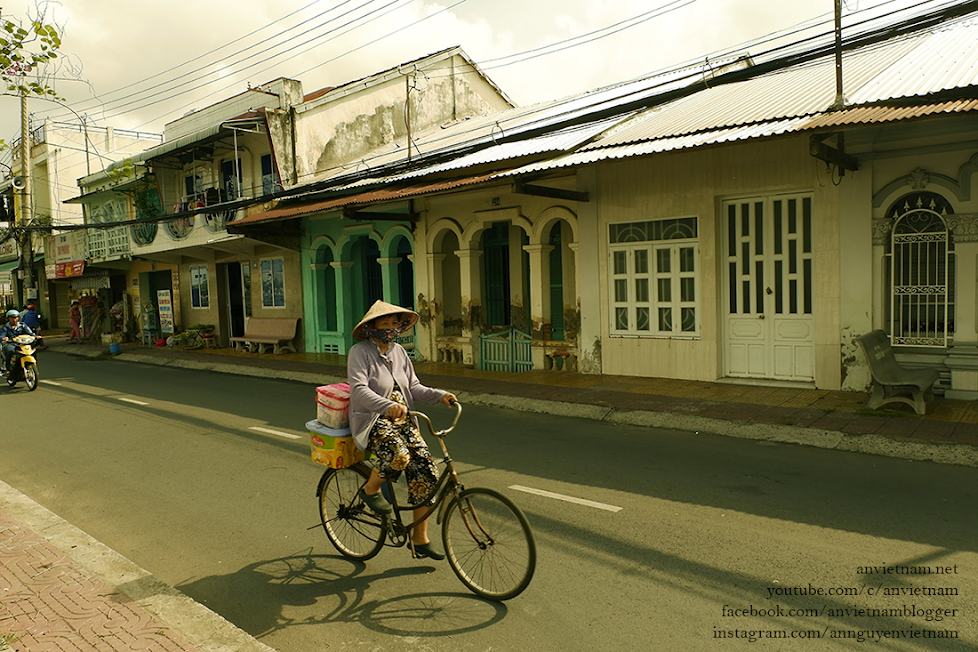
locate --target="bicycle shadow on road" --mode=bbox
[175,550,506,639]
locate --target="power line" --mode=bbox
[16,0,914,135]
[67,0,403,123]
[478,0,698,67]
[30,0,976,237]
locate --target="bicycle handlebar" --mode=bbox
[409,400,462,437]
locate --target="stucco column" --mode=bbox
[575,167,601,374]
[455,247,483,365]
[522,244,554,337]
[523,243,555,370]
[331,260,355,350]
[307,261,330,347]
[377,257,402,304]
[837,167,875,391]
[945,215,978,399]
[419,253,445,360]
[870,218,892,332]
[424,253,445,331]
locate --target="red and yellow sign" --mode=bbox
[55,261,86,278]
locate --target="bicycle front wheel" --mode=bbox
[319,466,386,560]
[442,487,536,601]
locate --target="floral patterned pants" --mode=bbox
[367,386,439,506]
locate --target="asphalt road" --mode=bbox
[2,352,976,651]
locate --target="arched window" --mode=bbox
[886,192,955,347]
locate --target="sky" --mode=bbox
[0,0,953,157]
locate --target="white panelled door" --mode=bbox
[722,194,814,382]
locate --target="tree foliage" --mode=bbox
[1,10,63,98]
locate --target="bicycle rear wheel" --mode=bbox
[319,465,386,560]
[442,487,536,601]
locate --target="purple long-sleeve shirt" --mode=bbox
[347,340,446,450]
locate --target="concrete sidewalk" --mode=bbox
[44,336,978,468]
[0,479,273,652]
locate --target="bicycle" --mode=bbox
[315,402,536,601]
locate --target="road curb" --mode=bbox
[64,346,978,468]
[0,479,275,652]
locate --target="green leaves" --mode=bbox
[1,14,63,99]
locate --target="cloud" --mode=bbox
[0,0,920,139]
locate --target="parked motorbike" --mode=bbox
[4,334,39,391]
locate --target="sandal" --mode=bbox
[412,542,445,561]
[358,489,392,514]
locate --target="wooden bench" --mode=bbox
[229,317,299,355]
[856,330,940,415]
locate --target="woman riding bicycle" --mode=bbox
[347,300,457,561]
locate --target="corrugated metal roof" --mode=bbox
[583,41,921,150]
[394,119,619,179]
[241,12,978,219]
[586,19,978,151]
[304,59,733,185]
[502,97,978,177]
[797,99,978,128]
[848,19,978,102]
[499,119,808,176]
[231,171,505,226]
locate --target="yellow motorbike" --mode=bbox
[5,334,39,391]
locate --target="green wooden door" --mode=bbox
[483,222,510,328]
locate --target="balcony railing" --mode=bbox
[87,225,131,261]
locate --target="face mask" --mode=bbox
[366,325,403,343]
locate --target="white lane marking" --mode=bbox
[509,485,623,513]
[40,380,62,386]
[118,397,149,406]
[249,426,302,440]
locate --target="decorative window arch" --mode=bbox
[885,191,955,347]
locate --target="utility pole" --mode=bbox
[18,85,35,301]
[832,0,845,110]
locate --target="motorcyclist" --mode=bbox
[1,309,34,376]
[21,304,41,330]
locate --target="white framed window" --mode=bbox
[190,265,210,308]
[609,217,699,337]
[260,257,286,308]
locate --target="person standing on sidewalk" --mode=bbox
[67,300,82,344]
[347,300,457,561]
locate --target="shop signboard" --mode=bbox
[47,232,87,263]
[157,289,174,335]
[46,233,87,279]
[56,261,86,278]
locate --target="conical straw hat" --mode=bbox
[352,300,419,341]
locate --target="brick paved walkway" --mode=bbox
[0,511,202,652]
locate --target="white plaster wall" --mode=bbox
[293,55,512,181]
[591,136,844,387]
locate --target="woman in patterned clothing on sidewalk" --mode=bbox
[347,300,457,561]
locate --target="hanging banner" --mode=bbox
[157,289,174,335]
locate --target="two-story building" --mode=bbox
[1,120,162,330]
[78,47,512,349]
